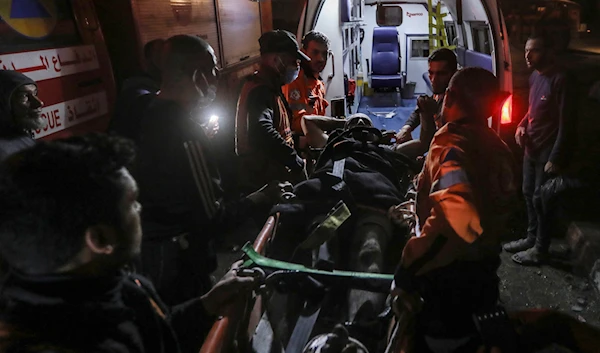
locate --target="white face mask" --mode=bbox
[192,69,217,108]
[277,57,300,84]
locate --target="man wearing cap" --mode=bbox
[0,70,45,162]
[235,30,309,193]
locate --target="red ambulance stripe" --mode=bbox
[35,69,106,107]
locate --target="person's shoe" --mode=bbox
[511,247,548,266]
[503,238,535,253]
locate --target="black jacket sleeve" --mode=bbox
[404,108,421,130]
[548,71,577,167]
[181,132,259,233]
[246,86,303,171]
[169,297,216,353]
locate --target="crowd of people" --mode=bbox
[0,26,597,353]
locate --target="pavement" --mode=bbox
[499,238,600,328]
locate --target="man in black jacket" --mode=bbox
[0,134,257,353]
[235,30,309,193]
[109,39,164,144]
[135,35,286,306]
[0,70,45,162]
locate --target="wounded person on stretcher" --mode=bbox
[271,112,416,281]
[301,95,437,160]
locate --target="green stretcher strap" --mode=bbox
[241,242,394,282]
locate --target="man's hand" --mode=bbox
[515,127,527,147]
[201,260,258,316]
[390,283,423,317]
[381,130,397,145]
[417,95,438,116]
[544,161,560,174]
[395,126,413,144]
[248,180,295,204]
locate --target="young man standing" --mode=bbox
[503,31,576,265]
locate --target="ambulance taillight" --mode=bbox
[501,95,512,125]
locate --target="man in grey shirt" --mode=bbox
[394,49,457,157]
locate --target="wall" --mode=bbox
[314,0,345,116]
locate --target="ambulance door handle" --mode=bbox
[328,52,335,81]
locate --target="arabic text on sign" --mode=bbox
[0,45,100,82]
[33,91,108,139]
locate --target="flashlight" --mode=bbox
[209,115,219,124]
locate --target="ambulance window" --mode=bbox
[411,39,430,58]
[133,0,221,63]
[445,22,458,46]
[471,22,491,55]
[0,0,82,55]
[376,5,403,27]
[217,0,262,67]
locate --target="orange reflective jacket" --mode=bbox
[282,68,329,133]
[400,119,518,277]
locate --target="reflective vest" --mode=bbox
[282,68,329,134]
[401,119,518,277]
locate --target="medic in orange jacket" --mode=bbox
[282,31,331,134]
[283,69,329,134]
[393,68,518,295]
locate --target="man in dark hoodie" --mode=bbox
[135,34,289,306]
[0,70,45,162]
[0,133,257,353]
[109,39,164,143]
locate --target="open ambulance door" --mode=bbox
[296,0,513,134]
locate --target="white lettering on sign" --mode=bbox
[407,12,424,17]
[0,45,100,82]
[33,91,108,139]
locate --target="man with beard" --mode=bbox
[394,49,457,158]
[0,134,258,353]
[282,31,330,136]
[135,34,289,306]
[0,70,45,162]
[503,31,576,265]
[235,30,309,193]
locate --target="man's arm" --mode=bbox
[248,87,304,171]
[394,147,483,291]
[548,72,577,167]
[518,111,529,129]
[404,109,421,131]
[301,115,346,148]
[169,262,256,353]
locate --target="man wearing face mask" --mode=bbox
[0,70,45,162]
[236,30,309,193]
[135,35,290,306]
